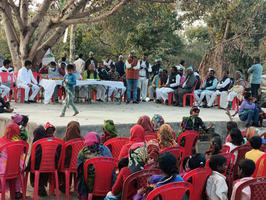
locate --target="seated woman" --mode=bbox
[118,125,145,160]
[59,121,82,192]
[105,142,148,200]
[11,114,29,141]
[235,92,260,127]
[205,134,223,159]
[0,123,24,199]
[134,152,184,200]
[137,115,155,135]
[225,128,246,159]
[145,140,160,169]
[151,114,165,133]
[101,120,118,143]
[158,124,177,150]
[77,132,112,200]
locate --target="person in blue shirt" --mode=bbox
[248,57,263,101]
[60,64,79,117]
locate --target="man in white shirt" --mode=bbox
[138,54,152,102]
[0,59,13,99]
[73,54,85,74]
[17,60,40,103]
[156,66,181,104]
[207,70,231,108]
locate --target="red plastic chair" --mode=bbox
[221,145,230,154]
[168,92,174,105]
[232,97,240,111]
[104,137,129,159]
[0,141,28,200]
[83,157,117,200]
[253,154,266,177]
[182,80,198,107]
[234,177,266,200]
[231,144,252,180]
[177,130,199,158]
[121,169,162,200]
[160,147,185,171]
[183,168,211,200]
[146,182,193,200]
[60,138,85,200]
[145,134,157,142]
[13,72,25,103]
[25,138,64,200]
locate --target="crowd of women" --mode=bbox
[0,107,265,199]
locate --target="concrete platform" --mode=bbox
[0,101,238,139]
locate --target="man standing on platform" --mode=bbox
[125,51,139,104]
[17,60,40,103]
[115,55,125,79]
[151,58,163,81]
[138,53,151,102]
[248,57,263,102]
[73,54,85,74]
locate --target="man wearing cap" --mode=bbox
[151,58,163,81]
[125,51,140,103]
[194,68,218,107]
[85,51,97,71]
[156,66,181,104]
[207,70,231,108]
[138,53,152,102]
[175,66,197,106]
[73,54,85,74]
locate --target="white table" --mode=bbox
[39,79,125,104]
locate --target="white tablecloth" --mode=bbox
[39,79,125,104]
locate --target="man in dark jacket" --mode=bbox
[175,66,197,106]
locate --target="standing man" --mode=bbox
[151,58,163,81]
[138,53,151,102]
[248,57,263,101]
[115,55,125,79]
[73,54,85,74]
[17,60,40,103]
[85,51,97,70]
[175,66,197,106]
[125,52,139,104]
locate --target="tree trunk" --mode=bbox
[69,24,76,63]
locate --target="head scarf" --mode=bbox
[129,125,145,143]
[3,123,20,141]
[64,121,81,141]
[128,142,148,173]
[33,125,47,142]
[151,114,165,131]
[158,124,177,149]
[84,132,100,147]
[246,127,259,140]
[137,115,154,134]
[103,120,117,138]
[11,114,23,124]
[147,139,160,163]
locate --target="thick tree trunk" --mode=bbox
[69,24,76,62]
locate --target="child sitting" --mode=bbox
[0,96,13,113]
[205,134,222,159]
[182,153,206,175]
[230,159,256,200]
[134,152,183,200]
[245,136,264,163]
[181,106,209,133]
[206,155,228,200]
[44,122,56,137]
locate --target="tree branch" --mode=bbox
[20,0,28,26]
[6,0,24,34]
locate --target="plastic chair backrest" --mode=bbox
[235,177,266,200]
[253,153,266,177]
[0,72,13,84]
[146,182,193,200]
[183,168,211,200]
[231,144,251,179]
[160,147,185,170]
[104,137,129,159]
[61,138,84,171]
[145,134,157,142]
[30,138,64,172]
[177,131,199,158]
[0,141,28,178]
[121,169,162,200]
[221,145,230,154]
[218,153,235,178]
[83,157,117,196]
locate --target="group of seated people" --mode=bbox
[0,107,265,200]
